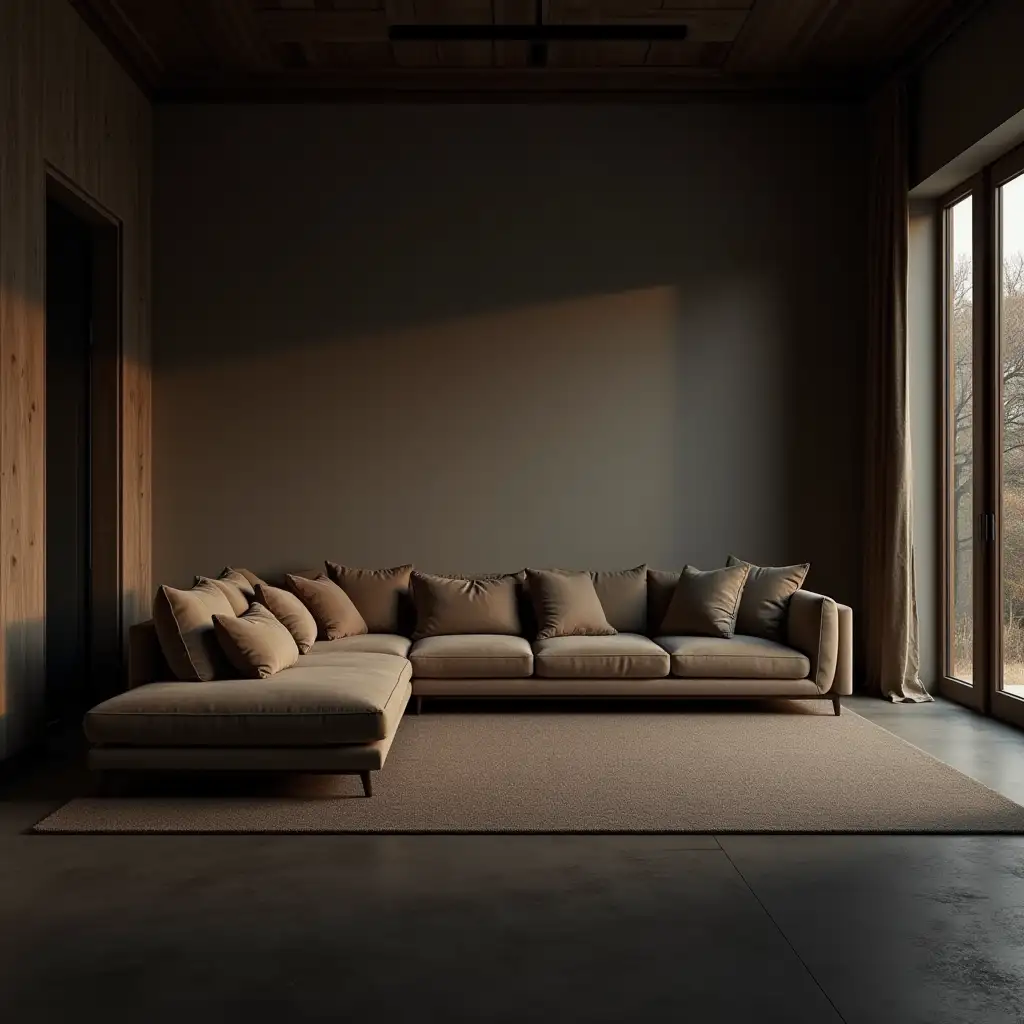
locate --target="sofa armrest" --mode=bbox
[786,591,840,694]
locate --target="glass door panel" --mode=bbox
[948,194,976,688]
[999,171,1024,705]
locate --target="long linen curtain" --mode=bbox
[864,79,932,703]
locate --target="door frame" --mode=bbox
[938,175,986,712]
[938,140,1024,729]
[44,168,124,709]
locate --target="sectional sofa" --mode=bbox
[84,563,854,796]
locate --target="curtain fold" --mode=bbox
[863,79,933,703]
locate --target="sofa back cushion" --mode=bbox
[285,574,368,641]
[591,565,647,634]
[255,583,318,654]
[647,568,681,635]
[325,563,414,634]
[725,555,810,641]
[411,572,523,639]
[527,569,617,641]
[659,564,750,639]
[213,602,300,679]
[153,579,237,681]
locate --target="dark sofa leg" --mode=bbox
[832,697,841,717]
[412,695,423,715]
[360,770,373,798]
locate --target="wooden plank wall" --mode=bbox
[0,0,152,759]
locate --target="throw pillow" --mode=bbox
[526,569,617,641]
[218,567,257,599]
[285,573,368,641]
[153,579,237,681]
[659,564,750,639]
[591,565,648,634]
[411,572,523,639]
[195,574,250,616]
[255,583,318,654]
[325,563,414,634]
[223,567,266,590]
[213,602,299,679]
[726,555,810,641]
[646,568,681,636]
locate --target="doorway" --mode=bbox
[44,175,123,724]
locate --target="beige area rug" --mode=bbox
[33,705,1024,834]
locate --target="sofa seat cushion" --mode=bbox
[302,634,411,663]
[656,635,810,680]
[533,634,670,679]
[85,654,412,747]
[409,634,533,678]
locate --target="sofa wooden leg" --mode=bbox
[832,697,841,717]
[360,770,373,797]
[412,695,423,715]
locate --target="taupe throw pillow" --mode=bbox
[195,574,249,616]
[219,567,257,600]
[213,603,299,679]
[726,555,810,641]
[223,567,266,591]
[285,574,368,641]
[527,569,617,641]
[411,572,522,639]
[591,565,648,634]
[255,583,318,654]
[325,563,413,634]
[153,579,237,681]
[659,564,750,639]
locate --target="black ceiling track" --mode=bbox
[388,0,688,68]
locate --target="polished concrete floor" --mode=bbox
[3,696,1024,1023]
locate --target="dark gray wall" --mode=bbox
[913,0,1024,188]
[154,103,866,612]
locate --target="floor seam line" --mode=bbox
[717,842,849,1024]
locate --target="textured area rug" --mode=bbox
[33,705,1024,834]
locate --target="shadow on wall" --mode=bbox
[153,104,865,608]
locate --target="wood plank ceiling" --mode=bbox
[70,0,982,98]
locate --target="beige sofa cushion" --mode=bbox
[410,634,533,678]
[255,583,318,654]
[325,563,414,634]
[527,569,617,641]
[213,603,300,679]
[153,580,237,682]
[411,572,522,639]
[659,564,750,639]
[656,635,810,680]
[726,555,810,641]
[196,575,250,616]
[302,634,412,662]
[84,654,412,747]
[285,574,368,641]
[533,634,669,679]
[591,565,648,634]
[646,568,680,635]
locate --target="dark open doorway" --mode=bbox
[45,174,123,724]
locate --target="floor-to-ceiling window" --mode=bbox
[942,145,1024,728]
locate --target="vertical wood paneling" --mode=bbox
[0,0,151,759]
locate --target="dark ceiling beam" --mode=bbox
[156,66,861,103]
[67,0,164,94]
